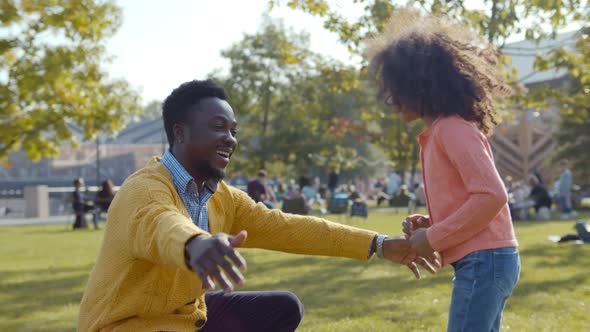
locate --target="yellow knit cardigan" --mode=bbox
[78,157,376,331]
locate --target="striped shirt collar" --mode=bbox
[161,149,218,195]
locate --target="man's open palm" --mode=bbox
[382,237,440,279]
[185,230,248,292]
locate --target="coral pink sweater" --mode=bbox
[421,116,518,266]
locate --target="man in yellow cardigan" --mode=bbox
[78,80,438,332]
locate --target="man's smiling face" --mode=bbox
[174,97,238,183]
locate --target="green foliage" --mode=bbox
[212,17,383,177]
[273,0,589,178]
[138,100,163,121]
[0,0,142,161]
[2,212,590,331]
[554,31,590,184]
[274,0,587,46]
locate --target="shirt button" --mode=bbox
[195,319,206,328]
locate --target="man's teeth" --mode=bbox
[217,151,230,157]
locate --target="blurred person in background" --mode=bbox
[95,179,116,212]
[72,177,94,230]
[528,175,552,220]
[557,159,577,219]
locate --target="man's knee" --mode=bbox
[275,291,304,324]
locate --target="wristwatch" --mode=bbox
[376,234,388,258]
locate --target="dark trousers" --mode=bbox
[73,212,87,229]
[201,290,304,332]
[558,221,590,243]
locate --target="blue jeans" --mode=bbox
[448,247,520,332]
[559,194,572,213]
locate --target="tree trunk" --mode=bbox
[259,74,272,170]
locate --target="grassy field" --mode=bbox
[1,212,590,331]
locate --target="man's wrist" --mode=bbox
[375,234,388,258]
[368,234,389,258]
[184,234,205,270]
[369,235,377,258]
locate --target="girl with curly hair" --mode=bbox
[365,9,520,332]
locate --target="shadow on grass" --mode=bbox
[0,264,93,323]
[504,241,590,311]
[0,321,76,332]
[519,242,590,267]
[508,272,590,314]
[0,265,92,282]
[243,254,451,321]
[24,227,104,235]
[512,272,589,298]
[24,228,76,235]
[512,211,589,227]
[512,219,571,228]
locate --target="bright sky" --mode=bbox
[105,0,360,104]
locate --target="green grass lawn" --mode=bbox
[1,212,590,331]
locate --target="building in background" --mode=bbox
[490,31,579,182]
[0,118,167,190]
[0,118,167,216]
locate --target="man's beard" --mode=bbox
[194,160,225,182]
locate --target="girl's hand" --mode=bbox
[402,214,431,237]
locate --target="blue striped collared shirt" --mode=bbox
[161,149,217,232]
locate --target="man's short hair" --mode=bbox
[258,170,267,178]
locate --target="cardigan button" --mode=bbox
[195,319,206,328]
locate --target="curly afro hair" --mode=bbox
[364,9,512,135]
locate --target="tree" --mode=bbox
[350,80,423,182]
[138,100,163,121]
[212,17,381,178]
[274,0,589,178]
[217,16,315,170]
[553,27,590,185]
[556,107,590,186]
[0,0,142,162]
[273,1,587,53]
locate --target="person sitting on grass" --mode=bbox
[94,179,116,221]
[557,220,590,244]
[528,175,552,220]
[78,79,439,332]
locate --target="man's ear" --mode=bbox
[173,123,184,144]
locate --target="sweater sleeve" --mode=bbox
[126,179,209,272]
[229,188,377,261]
[426,121,508,252]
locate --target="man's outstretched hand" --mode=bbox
[185,230,248,292]
[408,228,436,259]
[382,237,440,279]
